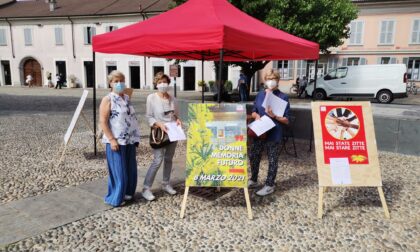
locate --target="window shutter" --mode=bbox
[83,27,88,44]
[55,27,63,45]
[350,22,355,44]
[357,22,363,44]
[273,61,278,69]
[380,21,386,44]
[341,58,348,66]
[288,60,294,80]
[24,28,32,45]
[411,20,420,43]
[360,58,367,65]
[387,21,394,44]
[0,29,6,46]
[377,57,382,64]
[412,20,419,43]
[390,57,397,64]
[91,27,96,36]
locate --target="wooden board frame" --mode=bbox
[311,101,390,219]
[180,103,253,220]
[180,186,253,220]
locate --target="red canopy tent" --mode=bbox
[91,0,319,154]
[93,0,319,61]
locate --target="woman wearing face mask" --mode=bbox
[99,70,140,207]
[142,72,182,201]
[248,69,290,196]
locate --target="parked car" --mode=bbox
[305,64,408,103]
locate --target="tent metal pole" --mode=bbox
[201,56,205,103]
[218,49,224,103]
[313,60,319,101]
[309,59,319,153]
[314,60,318,99]
[143,57,147,89]
[93,51,97,156]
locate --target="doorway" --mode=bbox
[130,66,141,89]
[407,58,420,81]
[106,65,117,88]
[55,61,67,85]
[309,63,325,80]
[1,61,11,85]
[23,58,42,86]
[183,67,196,91]
[152,66,164,89]
[84,61,94,88]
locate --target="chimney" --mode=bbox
[49,0,57,12]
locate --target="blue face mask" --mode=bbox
[114,82,126,93]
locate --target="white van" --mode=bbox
[305,64,408,103]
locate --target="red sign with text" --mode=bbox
[320,105,369,164]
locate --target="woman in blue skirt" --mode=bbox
[99,70,140,207]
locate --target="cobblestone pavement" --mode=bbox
[0,88,419,251]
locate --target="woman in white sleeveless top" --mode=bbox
[99,70,140,207]
[142,72,182,201]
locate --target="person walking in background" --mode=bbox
[26,74,33,87]
[143,72,182,201]
[55,74,62,89]
[298,76,308,98]
[99,70,140,207]
[47,72,53,88]
[248,69,290,196]
[238,71,248,102]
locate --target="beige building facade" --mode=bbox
[262,0,420,93]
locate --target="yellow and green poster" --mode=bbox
[186,103,248,188]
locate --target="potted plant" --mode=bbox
[67,74,78,88]
[224,80,233,92]
[208,80,216,92]
[197,80,207,92]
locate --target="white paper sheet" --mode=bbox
[248,115,275,136]
[262,92,269,108]
[330,158,352,185]
[165,122,186,142]
[262,92,287,117]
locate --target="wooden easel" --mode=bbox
[180,186,253,220]
[317,186,390,219]
[311,101,391,219]
[56,111,103,168]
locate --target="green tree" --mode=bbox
[171,0,358,98]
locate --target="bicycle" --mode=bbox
[290,83,299,94]
[407,81,418,95]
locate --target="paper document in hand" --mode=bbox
[165,122,186,142]
[330,158,352,185]
[248,115,275,136]
[262,92,287,117]
[268,94,287,117]
[262,92,269,109]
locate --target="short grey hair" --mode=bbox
[107,70,125,84]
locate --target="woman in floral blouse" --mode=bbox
[99,70,140,207]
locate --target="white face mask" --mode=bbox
[157,83,169,93]
[265,80,278,90]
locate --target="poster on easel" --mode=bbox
[180,103,253,219]
[311,101,389,218]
